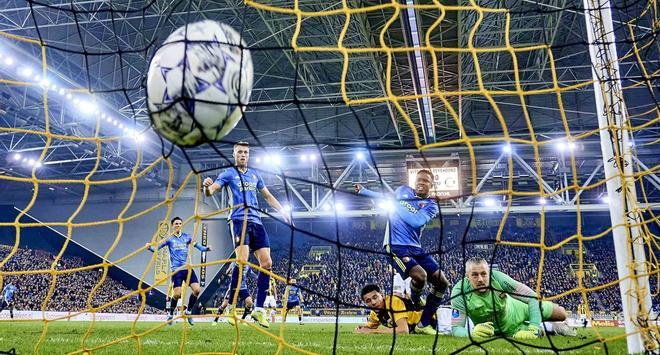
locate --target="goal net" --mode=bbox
[0,0,657,353]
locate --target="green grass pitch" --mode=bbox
[0,321,625,354]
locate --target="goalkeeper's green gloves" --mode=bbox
[471,322,495,338]
[512,324,541,340]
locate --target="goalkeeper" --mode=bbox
[451,257,576,339]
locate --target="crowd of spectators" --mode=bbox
[214,216,653,317]
[0,245,163,314]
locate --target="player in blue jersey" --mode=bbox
[145,216,211,325]
[213,262,254,326]
[354,169,449,335]
[0,281,17,319]
[203,141,291,328]
[283,278,304,325]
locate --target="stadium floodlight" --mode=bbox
[300,154,308,162]
[4,57,14,66]
[73,98,80,104]
[255,157,262,164]
[19,67,32,77]
[335,202,345,212]
[555,141,568,152]
[502,143,512,154]
[34,161,42,168]
[27,158,35,166]
[106,117,112,123]
[309,154,317,161]
[271,154,282,165]
[355,151,365,160]
[483,198,496,207]
[12,153,21,161]
[568,142,576,150]
[50,84,57,91]
[118,123,124,129]
[66,93,72,99]
[39,78,50,88]
[57,88,65,95]
[283,204,292,212]
[378,199,394,212]
[321,203,331,212]
[538,197,547,205]
[79,100,96,114]
[601,195,610,204]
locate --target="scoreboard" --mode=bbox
[407,159,460,198]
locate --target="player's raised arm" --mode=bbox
[203,170,232,197]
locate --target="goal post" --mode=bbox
[581,0,658,352]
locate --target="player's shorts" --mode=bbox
[387,245,440,278]
[171,269,199,288]
[230,220,269,251]
[286,300,300,311]
[264,295,277,308]
[224,288,250,302]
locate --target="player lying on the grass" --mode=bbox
[282,278,304,325]
[203,141,291,328]
[213,262,254,326]
[0,281,17,319]
[354,169,449,335]
[451,257,576,339]
[145,216,211,325]
[355,284,423,334]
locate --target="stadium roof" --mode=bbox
[0,0,657,209]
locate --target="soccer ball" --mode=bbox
[147,20,253,147]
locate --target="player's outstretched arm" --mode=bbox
[260,186,292,224]
[145,238,169,252]
[194,242,211,252]
[450,287,471,337]
[353,184,383,199]
[355,317,409,334]
[493,270,542,330]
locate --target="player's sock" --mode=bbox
[543,322,554,333]
[298,315,302,323]
[169,298,177,316]
[230,265,241,290]
[420,288,443,327]
[256,270,271,307]
[9,308,12,319]
[410,282,424,305]
[187,295,198,315]
[242,306,251,319]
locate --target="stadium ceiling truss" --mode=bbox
[0,0,657,211]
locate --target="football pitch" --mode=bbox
[0,321,625,354]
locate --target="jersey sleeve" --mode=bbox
[358,187,383,199]
[493,270,542,327]
[450,282,470,337]
[393,200,439,228]
[214,170,232,187]
[388,297,408,324]
[255,170,265,190]
[149,237,171,252]
[367,311,381,328]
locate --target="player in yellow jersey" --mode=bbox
[355,284,422,334]
[263,277,278,323]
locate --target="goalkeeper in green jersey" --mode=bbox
[451,257,576,339]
